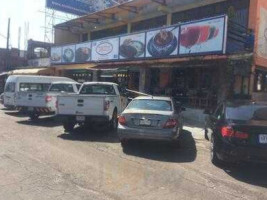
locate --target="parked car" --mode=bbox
[0,93,4,105]
[204,100,267,165]
[118,96,185,148]
[57,82,130,132]
[6,75,78,120]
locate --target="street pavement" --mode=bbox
[0,105,267,200]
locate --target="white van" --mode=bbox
[4,75,76,113]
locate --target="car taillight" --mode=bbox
[163,119,178,129]
[235,131,249,139]
[221,126,234,137]
[104,100,110,111]
[55,100,58,109]
[118,116,126,125]
[221,126,249,139]
[45,96,52,103]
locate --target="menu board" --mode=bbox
[75,42,92,62]
[50,47,62,64]
[146,27,179,58]
[92,38,119,61]
[179,16,227,55]
[119,33,145,59]
[62,45,76,63]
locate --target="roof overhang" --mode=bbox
[55,0,225,33]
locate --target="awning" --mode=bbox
[11,68,48,75]
[52,63,97,70]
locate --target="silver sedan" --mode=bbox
[118,96,185,148]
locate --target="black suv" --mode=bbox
[204,100,267,165]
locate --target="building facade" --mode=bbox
[51,0,267,108]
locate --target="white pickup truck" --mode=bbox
[57,82,129,132]
[16,81,80,120]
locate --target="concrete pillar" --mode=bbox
[92,70,98,81]
[127,23,132,33]
[139,68,146,93]
[167,13,172,26]
[88,32,91,41]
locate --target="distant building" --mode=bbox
[0,48,27,72]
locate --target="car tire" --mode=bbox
[210,134,221,166]
[110,110,118,131]
[63,121,75,132]
[29,113,40,121]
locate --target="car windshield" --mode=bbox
[4,82,15,92]
[127,99,172,111]
[49,84,74,93]
[226,104,267,121]
[80,85,116,95]
[19,83,50,92]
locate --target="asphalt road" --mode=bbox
[0,105,267,200]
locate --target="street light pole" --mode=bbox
[6,18,10,71]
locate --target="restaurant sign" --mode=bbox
[51,15,228,64]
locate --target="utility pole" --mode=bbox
[6,18,10,71]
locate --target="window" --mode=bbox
[80,85,116,95]
[19,83,50,92]
[49,84,74,93]
[127,99,173,111]
[4,82,15,92]
[226,104,267,121]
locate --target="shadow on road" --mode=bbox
[223,164,267,188]
[58,126,119,143]
[17,116,62,127]
[123,130,197,163]
[5,111,28,118]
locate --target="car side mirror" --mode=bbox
[204,109,211,115]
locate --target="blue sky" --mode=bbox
[0,0,48,50]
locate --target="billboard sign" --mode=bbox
[62,45,76,63]
[146,27,179,58]
[75,42,92,62]
[92,38,119,61]
[51,47,62,64]
[179,16,227,55]
[119,33,146,59]
[46,0,133,16]
[257,7,267,59]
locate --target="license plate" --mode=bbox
[28,107,34,111]
[259,134,267,144]
[76,116,85,122]
[140,119,151,126]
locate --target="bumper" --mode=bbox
[16,106,55,114]
[217,142,267,163]
[57,115,110,123]
[118,125,178,141]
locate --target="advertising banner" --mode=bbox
[119,33,146,59]
[257,8,267,59]
[92,38,119,61]
[50,47,62,64]
[146,27,179,58]
[75,42,92,62]
[46,0,133,16]
[179,16,227,55]
[62,45,76,63]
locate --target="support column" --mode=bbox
[167,13,172,26]
[127,23,132,33]
[139,68,151,93]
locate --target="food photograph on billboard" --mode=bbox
[50,47,62,64]
[62,45,76,63]
[75,42,92,63]
[146,26,179,58]
[92,38,119,61]
[179,16,227,55]
[119,33,146,59]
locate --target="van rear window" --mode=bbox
[19,83,50,92]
